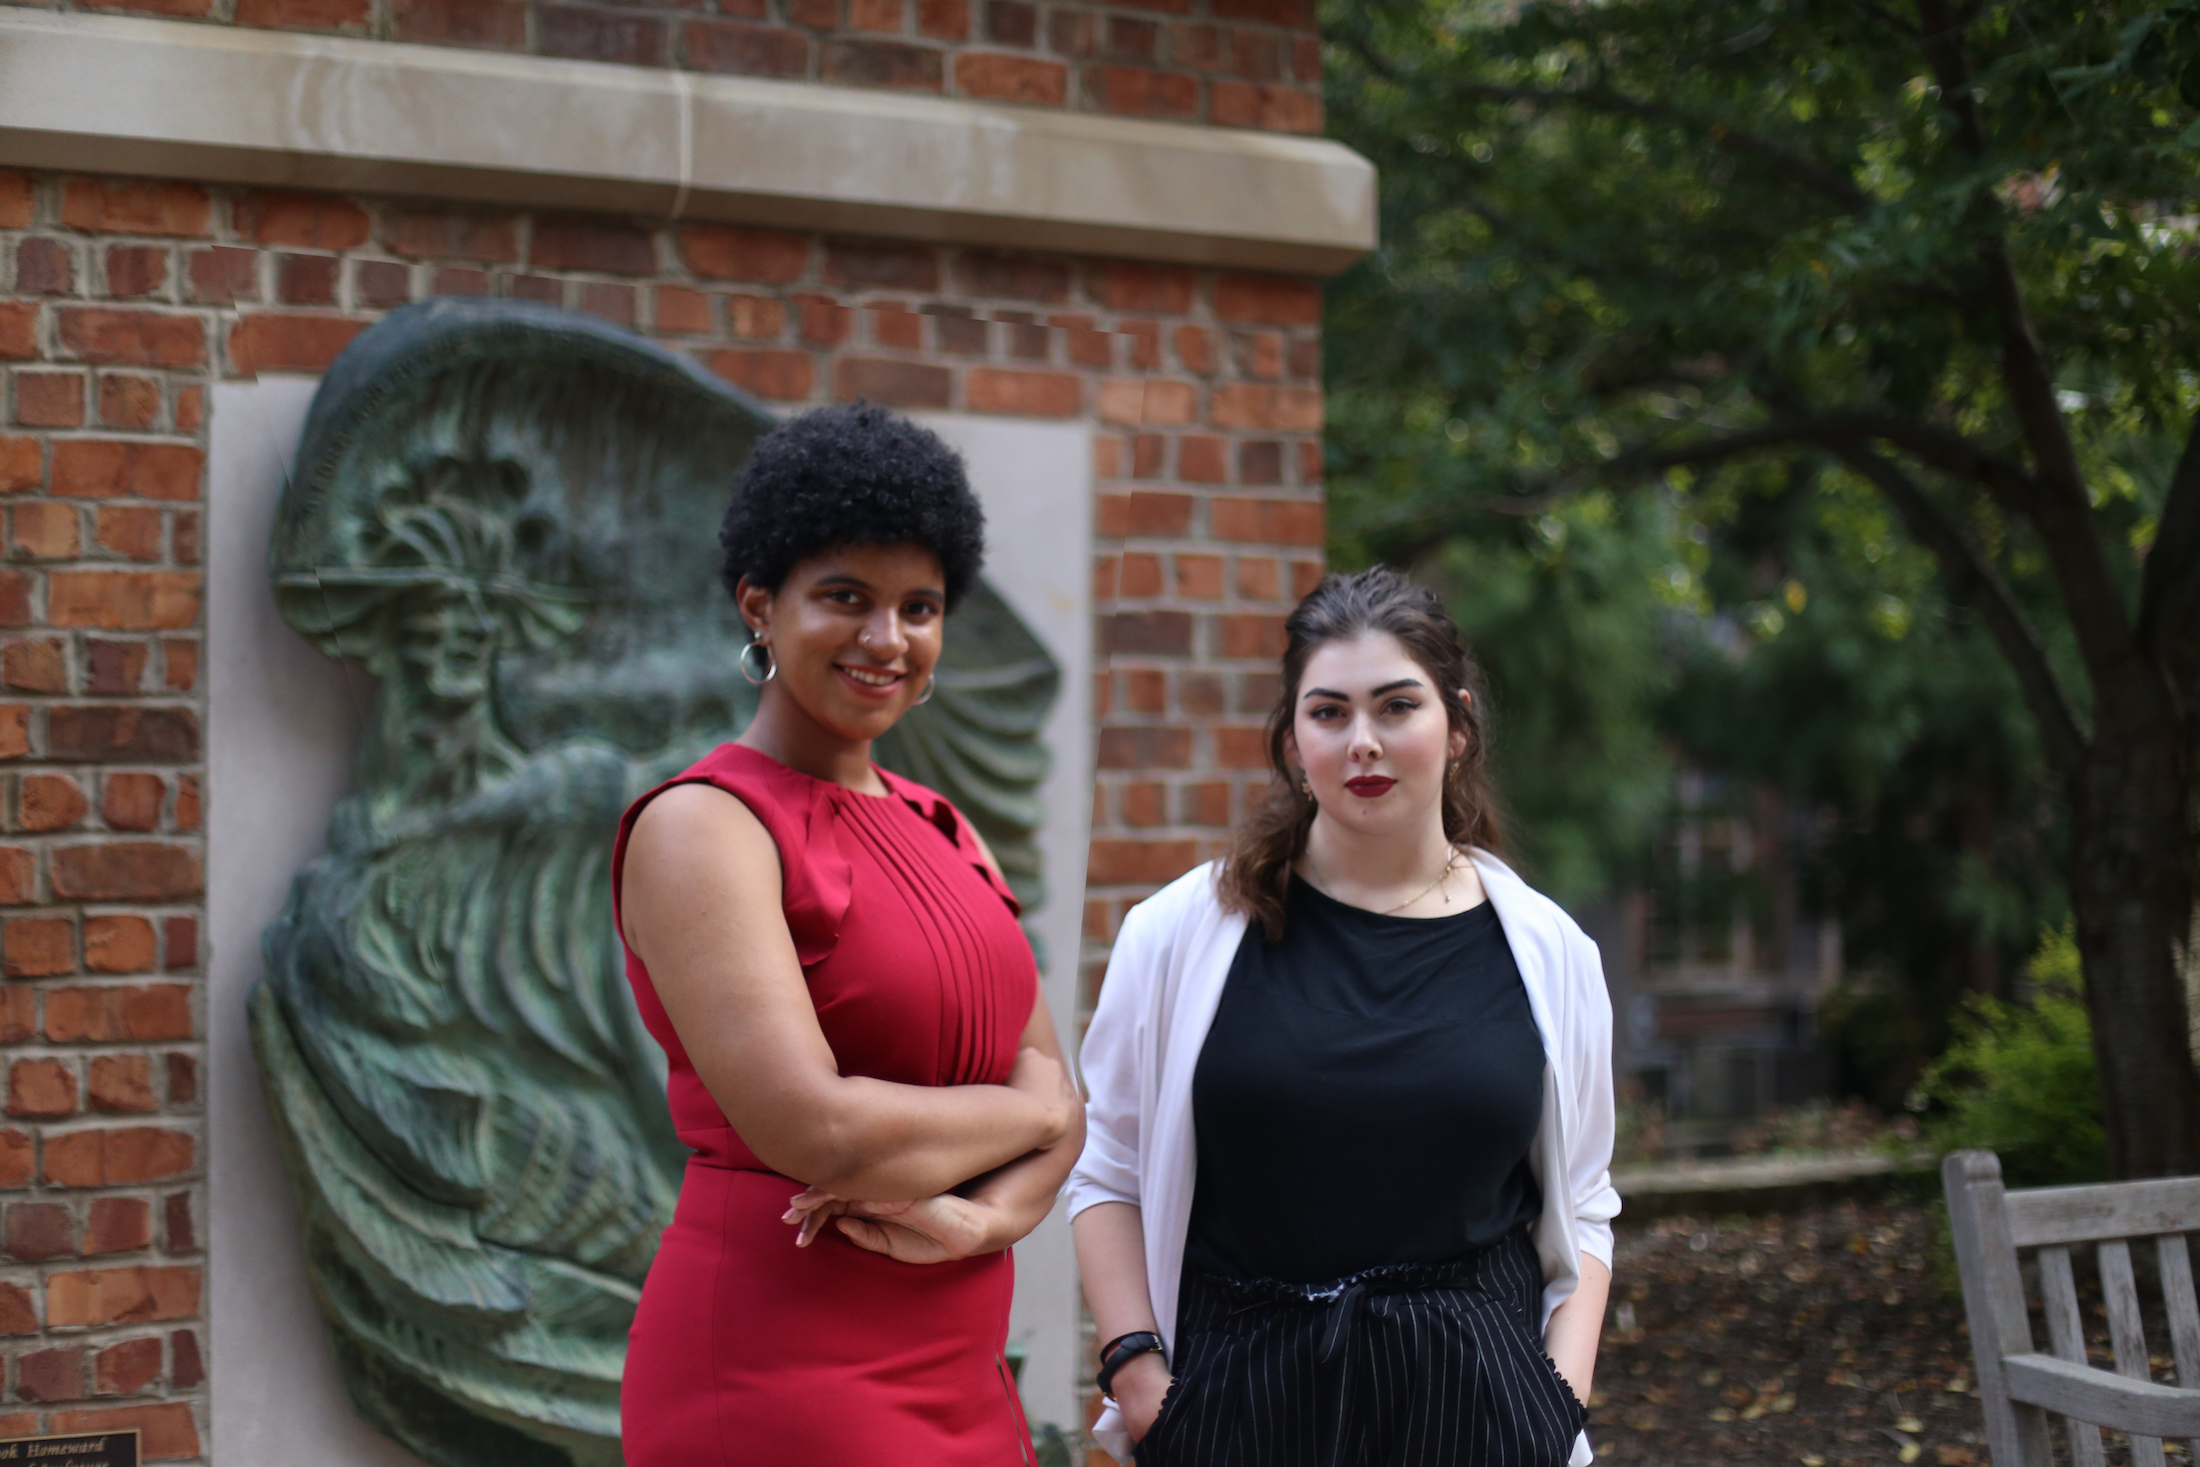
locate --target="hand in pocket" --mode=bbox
[1115,1352,1174,1444]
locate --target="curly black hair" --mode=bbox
[719,401,985,611]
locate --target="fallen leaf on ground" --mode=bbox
[1591,1202,1990,1466]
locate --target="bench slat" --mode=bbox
[2158,1235,2200,1456]
[1944,1152,2054,1467]
[2100,1240,2168,1467]
[2041,1245,2108,1467]
[2006,1178,2200,1248]
[2003,1354,2200,1438]
[2161,1236,2200,1390]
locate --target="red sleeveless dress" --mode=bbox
[611,742,1037,1465]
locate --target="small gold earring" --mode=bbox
[1300,774,1312,797]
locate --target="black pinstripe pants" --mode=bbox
[1135,1225,1587,1467]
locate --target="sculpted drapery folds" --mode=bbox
[248,299,1059,1467]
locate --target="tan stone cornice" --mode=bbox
[0,9,1376,275]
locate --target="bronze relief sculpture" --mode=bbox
[249,299,1059,1466]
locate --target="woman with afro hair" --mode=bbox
[613,402,1083,1464]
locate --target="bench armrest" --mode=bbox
[2003,1354,2200,1437]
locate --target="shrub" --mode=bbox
[1914,922,2104,1187]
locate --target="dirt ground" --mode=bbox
[1588,1196,2189,1467]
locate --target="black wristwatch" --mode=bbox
[1096,1331,1166,1400]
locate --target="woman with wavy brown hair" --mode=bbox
[1069,565,1618,1467]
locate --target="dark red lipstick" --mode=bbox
[1343,776,1396,798]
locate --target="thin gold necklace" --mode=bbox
[1311,846,1462,916]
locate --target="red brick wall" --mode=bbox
[0,171,209,1461]
[0,168,1322,1454]
[0,0,1321,134]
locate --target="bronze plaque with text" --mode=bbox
[0,1430,139,1466]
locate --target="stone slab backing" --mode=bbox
[0,167,1323,1460]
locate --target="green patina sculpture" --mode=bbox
[248,298,1060,1467]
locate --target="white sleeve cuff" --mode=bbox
[1093,1401,1132,1462]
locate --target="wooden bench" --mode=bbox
[1943,1150,2200,1466]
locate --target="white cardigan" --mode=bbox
[1066,851,1620,1466]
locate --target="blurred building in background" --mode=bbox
[1602,771,1842,1153]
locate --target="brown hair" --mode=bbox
[1217,565,1506,939]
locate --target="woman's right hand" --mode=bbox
[1112,1350,1174,1444]
[1007,1045,1079,1145]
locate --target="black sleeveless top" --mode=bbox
[1184,876,1546,1285]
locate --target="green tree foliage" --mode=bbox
[1917,923,2106,1186]
[1323,0,2200,1175]
[1373,492,1683,902]
[1665,468,2067,1103]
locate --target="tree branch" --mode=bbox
[1916,0,2141,689]
[1603,410,2037,505]
[1377,418,1837,560]
[1815,413,2040,511]
[1831,442,2089,778]
[1913,0,1990,156]
[1847,0,1921,38]
[1977,240,2142,674]
[1378,410,2041,560]
[1450,83,1873,214]
[2138,405,2200,706]
[1698,21,1775,63]
[1330,27,1869,217]
[1332,27,1401,85]
[1370,416,2092,774]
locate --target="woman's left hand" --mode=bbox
[782,1186,997,1264]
